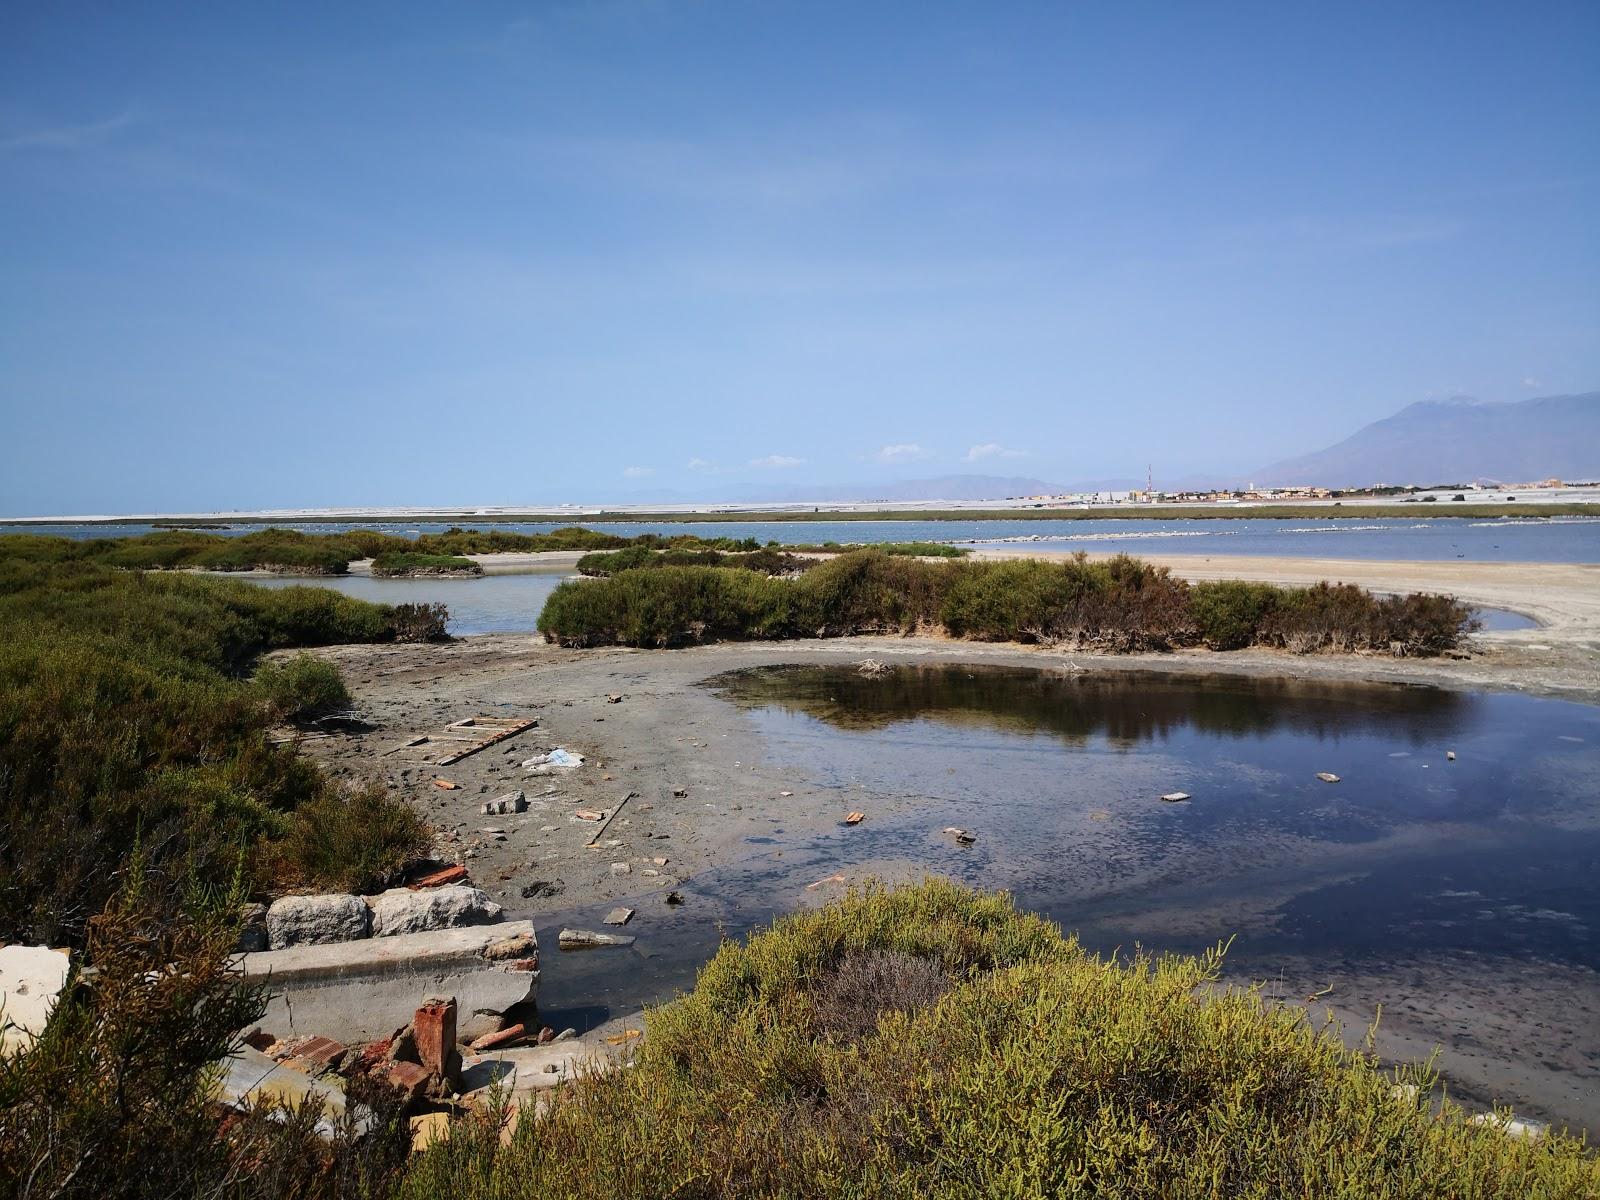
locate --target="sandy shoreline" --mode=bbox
[288,552,1600,1134]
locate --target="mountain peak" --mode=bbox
[1257,391,1599,487]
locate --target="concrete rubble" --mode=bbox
[266,893,371,949]
[0,944,72,1056]
[370,885,503,938]
[237,920,539,1045]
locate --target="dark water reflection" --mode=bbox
[538,666,1599,1026]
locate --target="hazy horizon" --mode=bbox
[3,4,1597,513]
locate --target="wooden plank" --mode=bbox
[585,792,637,847]
[434,718,537,766]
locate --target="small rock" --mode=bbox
[1447,750,1457,761]
[664,891,684,906]
[1315,773,1341,784]
[1159,792,1191,803]
[610,862,631,876]
[603,906,635,926]
[519,880,564,900]
[236,903,269,953]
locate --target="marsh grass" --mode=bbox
[0,559,429,944]
[538,549,1474,655]
[399,881,1599,1198]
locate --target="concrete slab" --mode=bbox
[236,921,538,1045]
[212,1045,371,1138]
[0,945,72,1056]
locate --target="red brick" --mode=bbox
[413,997,457,1080]
[408,865,469,890]
[469,1023,527,1052]
[284,1035,347,1075]
[383,1060,430,1104]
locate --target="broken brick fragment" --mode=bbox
[469,1023,527,1052]
[408,864,469,890]
[413,997,458,1082]
[383,1060,431,1104]
[283,1035,348,1075]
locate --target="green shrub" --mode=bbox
[370,552,482,577]
[540,550,1473,656]
[1191,580,1281,649]
[0,559,427,945]
[254,653,352,722]
[400,881,1599,1198]
[273,783,432,894]
[391,601,451,642]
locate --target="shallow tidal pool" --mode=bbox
[534,663,1600,1128]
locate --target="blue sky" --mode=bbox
[2,2,1596,514]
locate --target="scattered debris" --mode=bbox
[610,862,631,876]
[1447,750,1457,761]
[651,856,669,866]
[410,1111,450,1153]
[574,808,604,821]
[585,791,638,846]
[558,928,636,950]
[524,748,584,774]
[519,880,564,900]
[481,790,528,816]
[1160,792,1191,803]
[409,865,469,890]
[604,1028,642,1046]
[779,790,794,797]
[432,778,460,791]
[1316,772,1341,784]
[388,716,538,767]
[605,693,624,704]
[942,826,977,845]
[1468,1112,1548,1140]
[806,873,847,891]
[470,1023,529,1052]
[844,811,865,825]
[602,907,635,926]
[672,787,688,798]
[664,891,684,906]
[214,1046,371,1138]
[855,658,889,677]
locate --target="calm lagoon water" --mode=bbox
[17,515,1600,563]
[246,571,573,635]
[533,666,1600,1064]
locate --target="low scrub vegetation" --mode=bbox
[401,880,1598,1198]
[0,558,430,945]
[577,545,813,577]
[370,551,483,577]
[539,549,1476,654]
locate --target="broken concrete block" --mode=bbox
[602,907,634,926]
[214,1046,371,1138]
[266,894,370,949]
[0,944,72,1057]
[481,791,528,816]
[610,862,631,876]
[483,932,536,962]
[236,921,539,1047]
[558,928,634,950]
[370,886,503,938]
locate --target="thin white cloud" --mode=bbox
[749,454,804,469]
[963,442,1027,462]
[1522,377,1542,389]
[686,457,715,470]
[875,442,933,464]
[621,465,654,478]
[0,110,141,153]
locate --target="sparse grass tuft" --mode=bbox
[370,552,483,577]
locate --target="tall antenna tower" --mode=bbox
[1147,464,1153,502]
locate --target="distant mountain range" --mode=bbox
[1253,392,1600,488]
[602,392,1598,506]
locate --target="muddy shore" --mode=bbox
[292,553,1600,1133]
